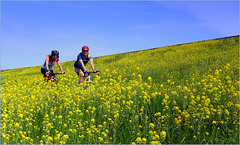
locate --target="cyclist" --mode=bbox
[74,46,96,84]
[41,50,64,81]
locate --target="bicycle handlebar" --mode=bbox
[85,70,100,76]
[87,70,100,73]
[54,72,65,75]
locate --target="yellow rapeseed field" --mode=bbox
[1,36,239,144]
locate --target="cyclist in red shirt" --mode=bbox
[41,50,64,81]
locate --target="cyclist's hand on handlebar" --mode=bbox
[84,70,89,73]
[61,72,65,75]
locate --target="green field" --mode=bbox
[1,36,239,144]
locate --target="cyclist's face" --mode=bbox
[52,55,58,59]
[82,50,88,56]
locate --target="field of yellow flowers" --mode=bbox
[1,36,239,144]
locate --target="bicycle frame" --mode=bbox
[82,71,100,92]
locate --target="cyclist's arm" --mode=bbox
[57,61,64,74]
[90,60,96,72]
[79,59,87,72]
[45,57,50,71]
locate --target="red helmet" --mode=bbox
[82,46,89,52]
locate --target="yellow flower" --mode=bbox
[98,137,103,142]
[149,123,155,129]
[2,133,6,138]
[137,74,142,82]
[225,109,230,116]
[142,138,147,144]
[154,112,161,117]
[175,106,179,111]
[62,135,69,140]
[160,131,166,139]
[47,136,53,141]
[151,141,160,144]
[18,114,23,118]
[183,86,189,92]
[135,137,142,144]
[14,123,20,128]
[102,132,107,137]
[136,67,140,72]
[212,121,217,125]
[148,77,152,82]
[153,134,159,140]
[205,98,211,104]
[226,76,231,80]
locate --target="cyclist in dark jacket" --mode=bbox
[74,46,96,84]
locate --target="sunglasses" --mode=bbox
[83,50,88,52]
[53,55,58,57]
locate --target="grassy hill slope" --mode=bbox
[1,36,239,144]
[2,35,239,84]
[60,35,239,87]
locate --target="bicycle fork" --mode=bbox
[82,75,91,93]
[88,75,91,93]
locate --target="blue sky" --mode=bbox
[1,0,239,70]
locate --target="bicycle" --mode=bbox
[82,70,100,92]
[44,72,65,82]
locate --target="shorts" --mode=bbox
[41,68,55,77]
[74,66,83,75]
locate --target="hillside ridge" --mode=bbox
[1,35,239,72]
[98,35,239,58]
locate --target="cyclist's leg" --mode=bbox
[74,66,80,76]
[75,67,84,84]
[79,70,85,84]
[41,68,48,81]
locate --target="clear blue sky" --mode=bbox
[1,0,239,70]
